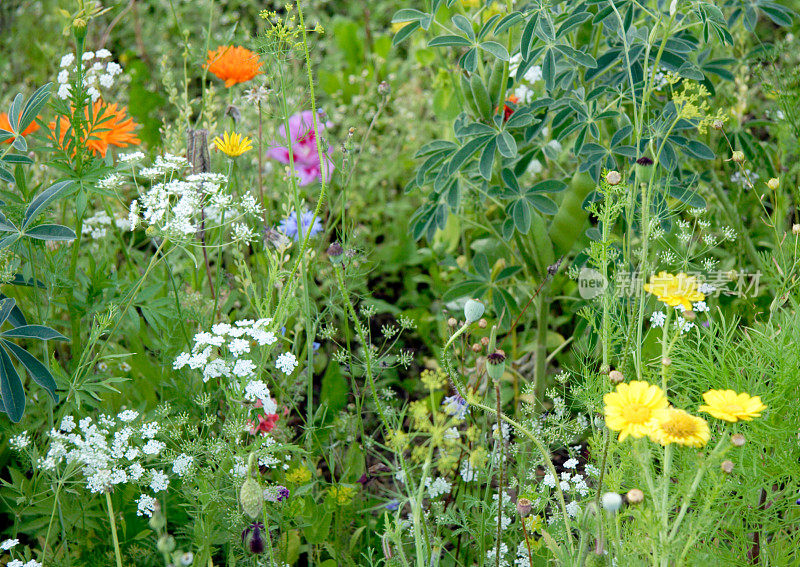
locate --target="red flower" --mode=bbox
[249,412,279,436]
[502,94,519,122]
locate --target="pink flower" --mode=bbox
[249,412,279,436]
[267,110,335,186]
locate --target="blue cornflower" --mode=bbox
[442,394,468,420]
[385,500,399,511]
[277,208,323,241]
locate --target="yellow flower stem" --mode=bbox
[660,308,672,391]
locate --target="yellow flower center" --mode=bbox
[621,404,652,424]
[720,403,744,416]
[660,413,698,437]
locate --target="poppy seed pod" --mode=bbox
[327,241,344,264]
[486,350,506,381]
[464,299,485,323]
[635,156,654,183]
[516,497,532,517]
[242,522,266,554]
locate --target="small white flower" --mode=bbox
[275,352,298,375]
[82,51,95,61]
[60,53,75,68]
[150,469,169,492]
[117,409,139,422]
[1,538,19,550]
[9,431,30,450]
[57,69,70,84]
[650,311,667,327]
[136,494,158,517]
[96,48,112,58]
[142,440,165,456]
[563,458,579,469]
[172,454,194,477]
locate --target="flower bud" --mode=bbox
[516,497,532,517]
[471,343,482,353]
[661,357,672,366]
[682,309,696,321]
[327,241,344,264]
[486,350,506,381]
[378,81,391,96]
[242,522,266,554]
[731,434,746,447]
[609,370,624,384]
[447,317,458,327]
[721,460,734,474]
[240,477,264,519]
[148,503,166,531]
[626,488,644,504]
[478,318,488,329]
[157,535,176,554]
[464,299,485,323]
[178,552,194,566]
[605,170,622,186]
[793,224,800,236]
[601,492,623,513]
[712,119,724,130]
[669,0,678,16]
[731,150,745,163]
[480,336,490,346]
[767,177,780,190]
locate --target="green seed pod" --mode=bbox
[469,73,493,121]
[486,350,506,381]
[487,58,506,109]
[157,535,176,555]
[240,477,263,519]
[460,74,480,117]
[549,172,595,255]
[464,299,485,323]
[530,211,555,270]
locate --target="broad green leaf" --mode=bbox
[0,344,25,422]
[3,339,58,403]
[0,298,15,326]
[2,324,68,341]
[496,131,517,158]
[19,83,51,133]
[24,224,76,242]
[392,21,421,46]
[23,180,74,229]
[528,194,558,215]
[479,41,509,61]
[429,35,473,48]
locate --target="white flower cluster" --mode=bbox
[174,319,296,400]
[425,476,451,499]
[509,53,543,104]
[81,210,131,239]
[120,158,262,242]
[37,411,179,499]
[57,49,123,102]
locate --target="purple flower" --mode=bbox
[276,485,290,502]
[442,394,468,420]
[267,110,335,186]
[385,499,399,511]
[277,208,323,241]
[242,521,265,554]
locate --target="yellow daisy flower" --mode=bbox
[643,271,705,311]
[648,407,710,448]
[604,381,669,441]
[698,389,766,422]
[212,131,253,157]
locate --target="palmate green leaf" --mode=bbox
[12,136,27,153]
[451,14,475,41]
[509,199,532,234]
[0,344,25,423]
[392,20,421,47]
[442,279,486,301]
[0,298,16,326]
[478,139,496,180]
[24,224,76,242]
[0,211,18,232]
[2,324,68,341]
[0,233,20,250]
[527,194,558,215]
[0,166,13,184]
[0,130,13,143]
[7,93,24,132]
[23,180,74,229]
[496,131,517,158]
[2,340,57,403]
[555,44,597,68]
[520,12,539,60]
[0,294,27,328]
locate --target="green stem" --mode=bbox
[105,492,123,567]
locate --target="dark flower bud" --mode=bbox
[226,104,241,123]
[327,241,344,264]
[242,521,266,554]
[636,156,654,166]
[635,156,654,183]
[516,497,532,517]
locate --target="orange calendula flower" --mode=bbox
[643,271,705,311]
[206,46,263,88]
[0,111,40,143]
[699,389,766,422]
[49,100,140,158]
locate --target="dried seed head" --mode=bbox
[793,224,800,236]
[661,357,672,366]
[721,460,734,474]
[609,370,624,384]
[626,488,644,504]
[471,343,482,353]
[712,119,724,130]
[478,318,488,329]
[447,317,458,328]
[682,310,696,321]
[731,433,746,447]
[767,177,780,190]
[480,336,490,346]
[605,170,622,186]
[731,150,745,163]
